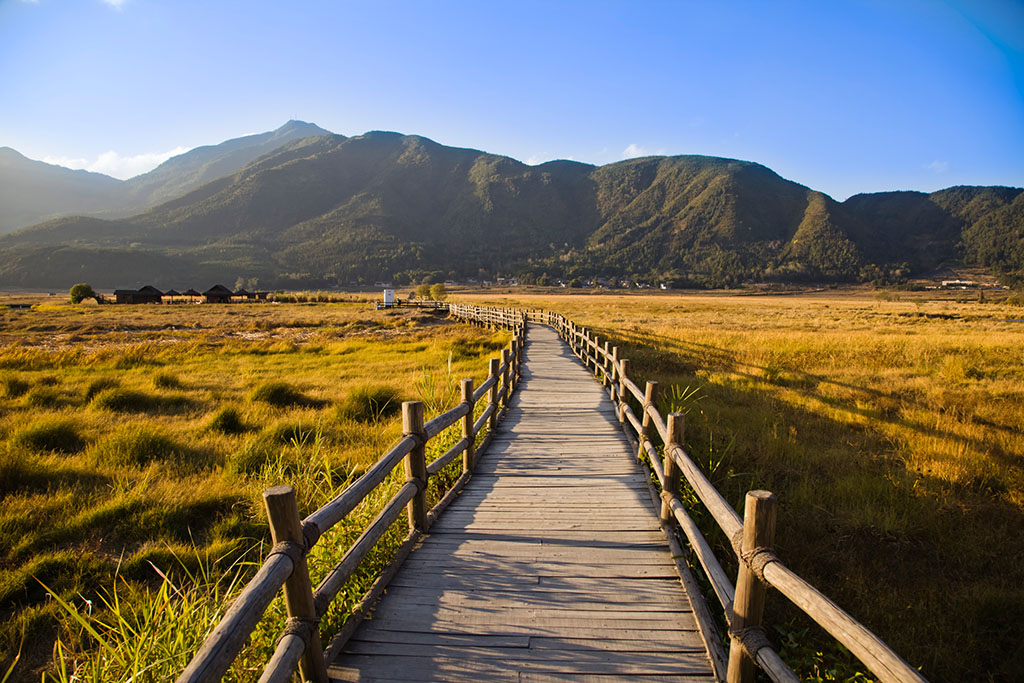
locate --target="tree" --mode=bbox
[416,283,432,299]
[70,283,97,304]
[429,283,447,301]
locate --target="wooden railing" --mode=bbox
[527,308,926,683]
[177,306,525,683]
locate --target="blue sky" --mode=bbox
[0,0,1021,199]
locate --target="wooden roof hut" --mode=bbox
[203,284,233,304]
[233,287,255,301]
[163,288,181,303]
[113,286,163,304]
[183,288,201,303]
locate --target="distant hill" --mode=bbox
[0,121,333,235]
[118,120,334,213]
[0,147,124,235]
[0,130,1020,288]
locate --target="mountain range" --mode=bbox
[0,123,1021,289]
[0,120,331,235]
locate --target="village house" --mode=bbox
[113,285,163,304]
[203,284,234,304]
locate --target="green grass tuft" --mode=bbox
[10,418,85,454]
[226,421,318,475]
[88,425,202,469]
[90,388,192,414]
[83,377,119,402]
[336,384,403,422]
[206,405,246,434]
[23,386,62,408]
[153,371,183,390]
[249,381,320,408]
[1,375,30,399]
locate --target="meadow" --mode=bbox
[0,298,509,681]
[459,289,1024,682]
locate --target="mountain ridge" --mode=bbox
[0,120,334,235]
[1,128,1020,288]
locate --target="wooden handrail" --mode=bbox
[178,304,526,683]
[528,308,926,683]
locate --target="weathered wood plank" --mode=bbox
[329,325,713,681]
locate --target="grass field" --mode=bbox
[458,289,1024,682]
[0,298,508,681]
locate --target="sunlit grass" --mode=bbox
[457,289,1024,682]
[0,302,508,681]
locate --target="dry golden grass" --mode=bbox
[0,300,508,681]
[457,289,1024,682]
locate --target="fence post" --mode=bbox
[488,357,500,432]
[263,486,329,683]
[500,348,511,415]
[598,339,606,387]
[661,413,683,523]
[402,402,428,532]
[510,337,520,392]
[516,333,524,382]
[461,379,474,473]
[726,491,778,683]
[610,347,620,404]
[617,358,630,424]
[638,381,658,463]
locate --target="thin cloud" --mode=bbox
[101,0,127,8]
[622,143,666,160]
[926,160,950,173]
[43,146,190,179]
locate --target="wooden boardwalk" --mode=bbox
[329,325,715,682]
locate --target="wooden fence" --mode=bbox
[176,306,526,683]
[524,308,926,683]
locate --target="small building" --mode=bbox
[233,288,255,301]
[183,288,201,303]
[113,285,163,304]
[163,288,181,303]
[203,284,234,304]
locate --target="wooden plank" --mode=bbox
[329,324,713,681]
[349,631,530,648]
[330,651,712,676]
[356,622,700,641]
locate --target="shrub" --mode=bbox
[249,381,318,408]
[1,375,29,398]
[84,377,119,401]
[153,371,183,389]
[11,419,85,454]
[207,406,246,435]
[336,384,403,422]
[69,283,97,304]
[90,425,198,469]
